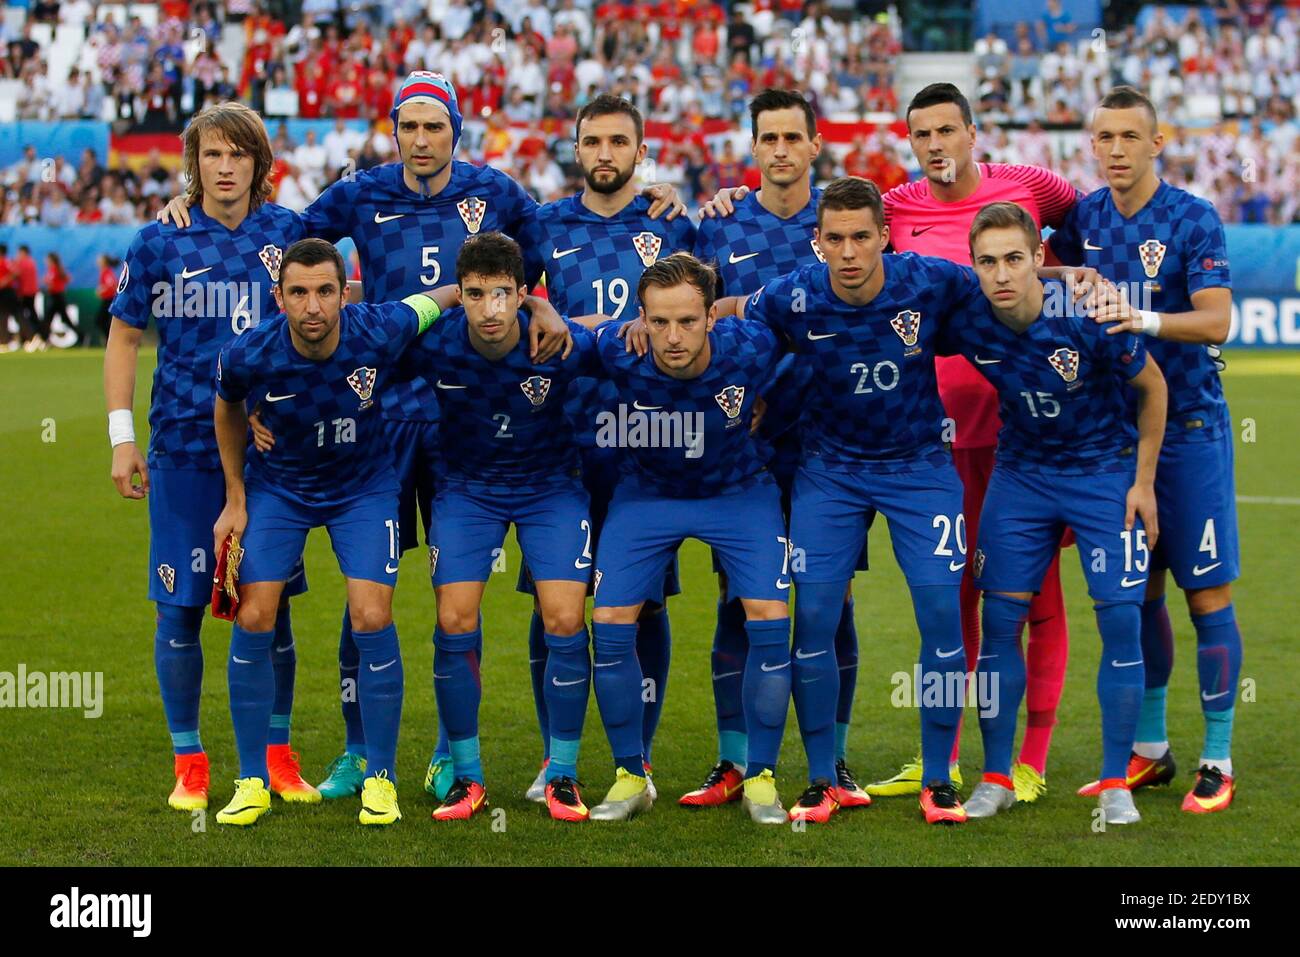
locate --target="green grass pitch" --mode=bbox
[1,349,1296,866]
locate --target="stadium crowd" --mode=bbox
[0,0,1297,237]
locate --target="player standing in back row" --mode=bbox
[1048,86,1241,813]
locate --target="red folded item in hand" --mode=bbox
[211,533,245,621]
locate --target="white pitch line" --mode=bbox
[1237,496,1300,506]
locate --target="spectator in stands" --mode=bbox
[1038,0,1076,49]
[98,182,136,225]
[75,190,103,224]
[40,183,76,227]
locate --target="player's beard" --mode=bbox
[584,162,635,195]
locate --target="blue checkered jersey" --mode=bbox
[693,188,823,297]
[941,279,1149,474]
[517,193,697,449]
[745,254,981,470]
[1048,181,1230,443]
[215,301,424,507]
[303,160,540,422]
[592,316,781,498]
[111,203,305,469]
[403,310,598,491]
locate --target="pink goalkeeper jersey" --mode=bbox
[883,163,1078,448]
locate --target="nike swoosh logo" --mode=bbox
[794,648,827,660]
[760,660,790,672]
[1084,239,1103,250]
[385,562,399,573]
[806,330,837,340]
[274,642,294,653]
[232,656,253,665]
[552,676,586,687]
[976,654,997,661]
[1111,659,1143,668]
[728,251,760,264]
[777,580,791,590]
[528,658,545,665]
[436,380,467,390]
[374,212,405,224]
[180,266,212,279]
[1192,562,1222,576]
[1201,689,1231,701]
[936,647,963,658]
[973,356,1000,365]
[949,561,965,571]
[370,659,398,672]
[169,639,197,649]
[264,393,296,402]
[712,670,742,680]
[552,246,582,259]
[911,226,935,237]
[633,402,663,411]
[574,559,592,569]
[433,672,451,679]
[594,660,622,668]
[1120,577,1147,588]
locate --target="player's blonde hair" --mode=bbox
[181,102,275,210]
[968,201,1041,255]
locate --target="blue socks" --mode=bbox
[433,626,483,764]
[742,617,792,777]
[911,584,964,786]
[228,624,275,781]
[528,610,550,758]
[1135,595,1174,745]
[269,606,295,747]
[1193,604,1242,764]
[353,623,404,781]
[834,598,858,761]
[977,594,1030,779]
[154,603,205,755]
[338,606,365,756]
[712,598,748,768]
[543,627,590,781]
[637,605,671,764]
[433,626,482,783]
[1095,601,1144,781]
[791,582,842,783]
[592,621,643,775]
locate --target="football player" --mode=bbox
[1048,86,1240,813]
[212,238,456,825]
[947,201,1167,826]
[104,102,318,813]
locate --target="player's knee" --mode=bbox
[235,602,277,634]
[593,605,639,626]
[436,606,479,635]
[155,602,204,639]
[1185,584,1231,617]
[741,598,788,622]
[910,584,961,640]
[541,608,587,637]
[349,603,393,634]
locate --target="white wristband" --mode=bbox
[1137,310,1162,337]
[108,409,135,447]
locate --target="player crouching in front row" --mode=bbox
[945,203,1168,825]
[211,238,457,826]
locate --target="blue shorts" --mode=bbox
[240,478,400,588]
[1152,432,1239,590]
[433,481,592,587]
[515,449,680,600]
[387,418,439,554]
[595,475,790,607]
[149,467,306,606]
[976,463,1148,604]
[789,459,963,586]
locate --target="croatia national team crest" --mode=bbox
[457,196,487,234]
[714,384,745,425]
[593,569,603,593]
[1047,347,1080,383]
[1138,239,1166,279]
[429,545,439,577]
[259,244,283,282]
[519,375,552,407]
[972,549,985,578]
[347,366,378,410]
[157,563,176,594]
[810,238,826,263]
[891,310,922,356]
[632,231,662,268]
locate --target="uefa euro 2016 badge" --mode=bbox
[632,231,662,268]
[520,375,552,408]
[810,238,826,263]
[458,196,486,234]
[715,384,745,427]
[259,244,283,282]
[1047,347,1083,391]
[891,309,922,356]
[428,544,439,577]
[347,366,378,410]
[1138,239,1166,279]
